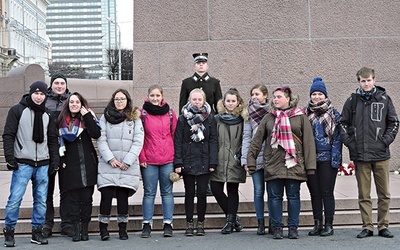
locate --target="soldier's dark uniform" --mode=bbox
[179,53,222,114]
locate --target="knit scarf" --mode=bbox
[58,116,84,156]
[181,102,211,142]
[104,105,126,124]
[270,107,305,169]
[306,98,336,143]
[142,100,169,116]
[26,96,46,143]
[215,113,243,125]
[248,99,269,128]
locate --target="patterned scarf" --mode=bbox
[357,86,376,100]
[306,98,336,143]
[58,111,100,156]
[270,107,305,169]
[248,99,269,128]
[181,102,211,142]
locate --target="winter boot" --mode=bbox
[99,215,110,241]
[185,221,194,236]
[141,223,151,238]
[196,221,205,236]
[3,227,15,247]
[80,222,89,241]
[268,218,273,235]
[257,218,265,235]
[234,215,243,232]
[31,226,48,245]
[320,219,334,236]
[117,214,129,240]
[72,223,80,242]
[221,214,234,234]
[308,219,323,236]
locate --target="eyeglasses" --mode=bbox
[114,98,127,102]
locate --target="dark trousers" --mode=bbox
[210,181,239,215]
[99,186,130,215]
[306,161,338,221]
[68,186,94,223]
[44,172,72,230]
[183,174,210,222]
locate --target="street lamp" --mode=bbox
[106,17,122,80]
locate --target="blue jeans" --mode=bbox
[141,163,174,224]
[267,179,301,228]
[251,169,266,219]
[5,164,49,230]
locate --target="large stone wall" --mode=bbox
[131,0,400,169]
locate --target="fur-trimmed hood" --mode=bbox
[128,107,141,121]
[217,99,249,120]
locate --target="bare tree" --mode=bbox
[49,61,89,79]
[107,48,133,80]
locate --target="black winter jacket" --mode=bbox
[339,86,399,161]
[174,115,218,175]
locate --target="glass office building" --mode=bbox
[46,0,117,79]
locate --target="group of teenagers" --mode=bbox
[2,53,399,248]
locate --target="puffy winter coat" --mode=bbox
[97,110,144,196]
[210,100,247,183]
[139,106,177,165]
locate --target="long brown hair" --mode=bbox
[107,88,137,120]
[57,92,89,128]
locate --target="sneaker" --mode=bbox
[196,221,205,236]
[273,227,283,239]
[31,227,48,245]
[61,227,74,237]
[185,222,194,236]
[163,223,173,237]
[288,227,299,239]
[42,228,52,238]
[141,223,151,238]
[3,227,15,247]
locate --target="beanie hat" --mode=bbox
[310,77,328,97]
[50,71,67,86]
[29,81,48,95]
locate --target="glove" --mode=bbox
[247,165,256,175]
[6,161,18,171]
[48,164,59,176]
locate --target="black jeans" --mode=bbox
[183,174,210,222]
[306,161,338,221]
[210,181,239,215]
[99,186,129,215]
[68,186,94,223]
[43,172,72,230]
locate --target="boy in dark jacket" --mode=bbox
[339,67,399,239]
[2,81,60,247]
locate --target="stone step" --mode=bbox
[2,198,400,235]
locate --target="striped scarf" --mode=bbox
[182,102,211,142]
[306,98,336,143]
[270,107,305,169]
[248,99,269,128]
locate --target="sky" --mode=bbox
[116,0,134,49]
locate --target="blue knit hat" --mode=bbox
[310,77,328,97]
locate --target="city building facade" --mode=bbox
[46,0,117,79]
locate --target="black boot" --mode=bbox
[80,223,89,241]
[320,219,334,236]
[118,222,128,240]
[267,218,273,235]
[234,215,243,232]
[221,214,234,234]
[99,222,110,241]
[257,218,265,235]
[72,223,80,242]
[3,227,15,247]
[308,219,323,236]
